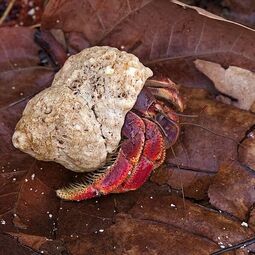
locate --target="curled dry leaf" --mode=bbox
[194,59,255,111]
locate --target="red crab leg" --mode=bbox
[114,118,165,192]
[56,112,145,201]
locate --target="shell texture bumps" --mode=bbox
[12,46,153,172]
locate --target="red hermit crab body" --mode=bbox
[57,79,184,201]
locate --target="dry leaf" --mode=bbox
[151,86,255,220]
[179,0,255,29]
[41,0,255,91]
[0,233,39,255]
[238,130,255,170]
[194,59,255,110]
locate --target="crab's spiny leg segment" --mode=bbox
[93,152,133,194]
[56,184,98,201]
[56,112,145,201]
[56,151,119,201]
[114,118,165,192]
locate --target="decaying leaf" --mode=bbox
[194,59,255,111]
[0,233,39,255]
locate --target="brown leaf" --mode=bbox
[151,87,255,210]
[106,214,220,255]
[223,0,255,28]
[238,130,255,170]
[181,0,255,29]
[249,207,255,228]
[151,164,213,200]
[0,27,53,109]
[10,232,68,255]
[0,26,72,238]
[0,232,39,255]
[41,0,255,91]
[129,192,255,253]
[208,162,255,220]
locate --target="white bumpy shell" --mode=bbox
[12,46,153,172]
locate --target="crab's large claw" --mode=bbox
[56,112,146,201]
[114,118,165,192]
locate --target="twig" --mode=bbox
[211,237,255,255]
[0,0,16,25]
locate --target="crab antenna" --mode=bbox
[174,113,199,118]
[170,146,186,213]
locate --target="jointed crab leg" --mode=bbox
[56,112,145,201]
[115,118,165,192]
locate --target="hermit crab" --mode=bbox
[12,46,183,201]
